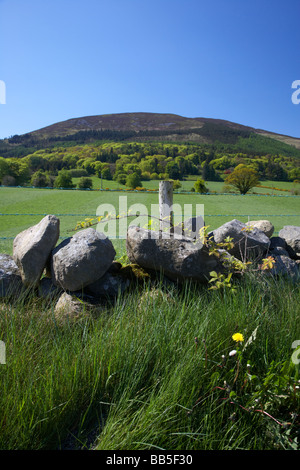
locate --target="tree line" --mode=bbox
[0,140,299,189]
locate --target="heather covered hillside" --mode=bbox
[0,113,299,189]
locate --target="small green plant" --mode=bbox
[208,271,236,293]
[259,256,276,271]
[199,225,276,293]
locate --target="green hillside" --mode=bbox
[1,112,300,159]
[0,113,299,188]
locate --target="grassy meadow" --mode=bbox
[74,176,300,195]
[0,180,299,255]
[0,182,300,450]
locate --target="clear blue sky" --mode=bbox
[0,0,299,139]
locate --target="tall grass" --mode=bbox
[0,273,299,450]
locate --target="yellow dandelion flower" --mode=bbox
[232,333,244,343]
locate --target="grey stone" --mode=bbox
[126,225,234,283]
[173,215,205,240]
[278,226,300,259]
[54,292,94,324]
[0,253,23,298]
[51,228,116,291]
[107,261,122,274]
[38,277,63,299]
[268,255,299,281]
[269,246,290,257]
[245,220,274,238]
[13,215,60,287]
[212,219,270,261]
[85,271,130,298]
[270,236,287,250]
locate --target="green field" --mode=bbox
[73,176,300,195]
[0,184,299,255]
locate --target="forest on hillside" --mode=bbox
[0,130,300,188]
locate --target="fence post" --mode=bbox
[0,341,6,364]
[159,180,174,235]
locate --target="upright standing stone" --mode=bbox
[13,215,60,287]
[159,181,174,234]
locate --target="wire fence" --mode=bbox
[1,186,299,243]
[1,185,300,197]
[0,212,299,240]
[1,212,300,218]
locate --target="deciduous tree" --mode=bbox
[194,178,208,193]
[54,170,75,189]
[225,164,259,195]
[78,177,93,189]
[126,172,141,189]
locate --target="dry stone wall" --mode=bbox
[0,215,299,321]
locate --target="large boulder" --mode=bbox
[211,219,270,261]
[245,220,274,238]
[0,254,23,298]
[13,215,60,287]
[126,225,234,283]
[51,228,116,291]
[278,226,300,259]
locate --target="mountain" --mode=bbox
[30,112,254,137]
[26,112,300,149]
[2,113,300,161]
[1,112,300,183]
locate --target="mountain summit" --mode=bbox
[31,112,255,136]
[28,112,300,149]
